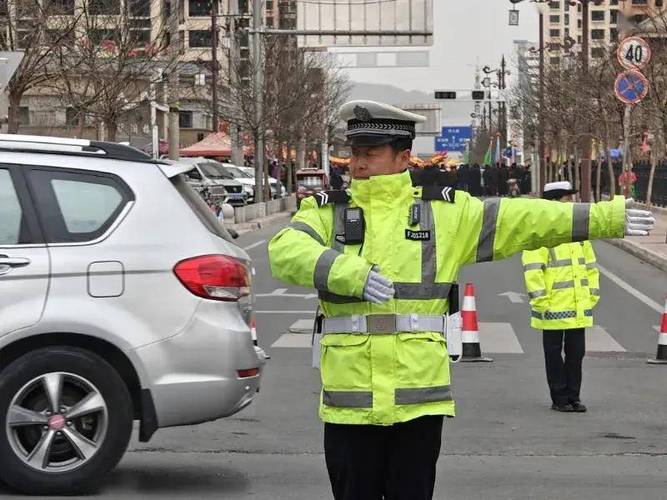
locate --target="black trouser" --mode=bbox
[324,415,444,500]
[543,328,586,405]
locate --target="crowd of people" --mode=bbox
[433,162,533,197]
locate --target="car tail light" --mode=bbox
[237,368,259,378]
[174,255,250,302]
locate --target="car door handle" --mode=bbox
[0,256,31,269]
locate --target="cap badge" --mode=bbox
[353,105,372,121]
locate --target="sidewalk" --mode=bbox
[606,203,667,272]
[228,210,293,237]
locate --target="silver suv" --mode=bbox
[0,135,266,495]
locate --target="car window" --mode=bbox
[28,169,133,243]
[51,179,123,234]
[172,174,233,242]
[200,162,233,180]
[0,169,25,245]
[186,168,203,180]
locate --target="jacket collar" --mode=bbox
[349,169,414,206]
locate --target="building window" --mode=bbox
[610,0,618,4]
[266,0,273,9]
[549,29,560,37]
[610,10,619,24]
[656,0,664,7]
[591,29,605,40]
[189,30,212,47]
[46,0,75,15]
[550,57,561,65]
[578,19,582,28]
[631,0,648,4]
[128,0,151,17]
[266,16,273,27]
[18,106,29,127]
[610,28,618,40]
[564,13,569,26]
[188,0,210,17]
[549,15,560,23]
[238,0,249,14]
[592,47,606,59]
[549,1,559,9]
[66,107,82,128]
[591,10,605,21]
[179,111,193,129]
[89,0,120,15]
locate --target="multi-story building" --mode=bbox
[509,40,541,165]
[541,0,623,64]
[2,0,260,147]
[621,0,667,25]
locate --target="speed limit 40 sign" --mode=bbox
[617,36,651,70]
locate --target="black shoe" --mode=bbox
[551,403,575,412]
[570,402,587,413]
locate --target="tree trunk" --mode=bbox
[595,146,602,202]
[253,131,263,204]
[7,90,23,134]
[645,130,662,209]
[106,120,118,142]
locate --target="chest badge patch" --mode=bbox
[405,229,431,241]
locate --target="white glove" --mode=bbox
[625,198,655,236]
[363,267,395,304]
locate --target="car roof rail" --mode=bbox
[0,134,163,163]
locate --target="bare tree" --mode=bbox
[0,0,81,133]
[49,0,173,141]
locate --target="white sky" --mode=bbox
[329,0,540,131]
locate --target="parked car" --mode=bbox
[296,168,329,208]
[0,135,266,495]
[176,157,248,206]
[233,165,287,200]
[217,163,260,203]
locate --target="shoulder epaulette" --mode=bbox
[421,185,456,203]
[314,190,351,207]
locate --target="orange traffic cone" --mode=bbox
[648,296,667,365]
[460,283,493,363]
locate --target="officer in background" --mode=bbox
[522,181,600,413]
[268,101,654,500]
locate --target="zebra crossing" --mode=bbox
[270,319,632,353]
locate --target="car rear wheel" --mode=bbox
[0,347,133,495]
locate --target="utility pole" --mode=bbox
[253,0,265,203]
[168,0,181,160]
[580,0,592,202]
[538,7,546,194]
[211,0,220,133]
[229,0,243,165]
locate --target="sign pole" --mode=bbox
[622,103,632,196]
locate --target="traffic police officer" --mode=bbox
[268,101,654,500]
[522,181,600,413]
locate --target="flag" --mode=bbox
[494,135,501,164]
[484,143,492,165]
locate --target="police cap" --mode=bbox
[339,100,426,147]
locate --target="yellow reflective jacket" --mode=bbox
[522,241,600,330]
[268,170,625,425]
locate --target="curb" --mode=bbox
[605,238,667,273]
[228,211,293,237]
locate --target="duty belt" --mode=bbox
[322,314,446,335]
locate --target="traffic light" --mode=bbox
[472,90,486,101]
[435,91,457,99]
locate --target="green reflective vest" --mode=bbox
[522,241,600,330]
[268,170,625,425]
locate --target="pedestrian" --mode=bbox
[469,163,482,196]
[482,163,494,196]
[498,162,509,196]
[521,181,600,413]
[268,100,653,500]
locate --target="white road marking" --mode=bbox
[271,334,313,348]
[256,291,318,299]
[498,292,526,304]
[243,239,267,251]
[598,264,662,313]
[289,319,315,333]
[478,323,524,353]
[586,326,626,352]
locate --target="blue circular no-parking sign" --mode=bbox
[615,70,649,104]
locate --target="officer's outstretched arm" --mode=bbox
[459,194,626,264]
[268,197,372,298]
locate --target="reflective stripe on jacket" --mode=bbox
[268,170,625,425]
[522,241,600,330]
